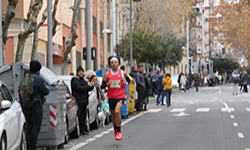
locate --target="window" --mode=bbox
[0,84,13,103]
[100,21,103,38]
[76,51,81,69]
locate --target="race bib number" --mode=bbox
[110,80,121,88]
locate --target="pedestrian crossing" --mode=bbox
[148,107,250,113]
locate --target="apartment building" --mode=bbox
[2,0,110,75]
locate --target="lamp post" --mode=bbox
[130,0,141,70]
[47,0,53,70]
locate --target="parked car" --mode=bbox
[58,76,99,131]
[171,74,179,88]
[0,81,26,150]
[65,86,80,140]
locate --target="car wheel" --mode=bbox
[90,113,99,129]
[0,134,6,150]
[69,118,80,138]
[20,127,27,150]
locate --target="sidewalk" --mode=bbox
[148,88,179,103]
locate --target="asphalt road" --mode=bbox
[64,84,250,150]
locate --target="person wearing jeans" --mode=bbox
[156,73,164,105]
[162,73,172,107]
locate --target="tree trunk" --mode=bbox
[52,0,59,36]
[31,8,47,61]
[62,0,81,75]
[3,0,18,44]
[15,0,43,62]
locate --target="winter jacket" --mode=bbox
[71,75,94,106]
[162,76,172,89]
[241,74,249,83]
[156,75,164,91]
[135,70,145,90]
[143,76,151,99]
[32,72,49,104]
[231,73,240,84]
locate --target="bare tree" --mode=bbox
[31,0,59,60]
[62,0,81,75]
[2,0,19,65]
[15,0,43,62]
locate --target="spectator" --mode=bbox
[143,73,151,111]
[241,70,249,93]
[25,61,49,150]
[71,66,96,136]
[162,73,172,107]
[151,68,160,96]
[120,65,125,71]
[135,65,145,111]
[156,72,164,106]
[231,71,240,95]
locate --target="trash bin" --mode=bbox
[128,75,135,114]
[0,62,67,149]
[120,84,129,118]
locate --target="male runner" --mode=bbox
[101,56,128,140]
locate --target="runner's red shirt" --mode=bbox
[107,69,125,99]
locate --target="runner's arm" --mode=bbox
[101,72,108,89]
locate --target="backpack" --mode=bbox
[232,75,239,84]
[18,73,37,109]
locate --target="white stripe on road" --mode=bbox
[230,115,235,118]
[85,138,96,142]
[196,108,210,112]
[147,109,162,113]
[170,108,186,113]
[221,108,235,112]
[238,132,244,138]
[233,122,238,126]
[246,108,250,112]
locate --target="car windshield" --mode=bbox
[0,84,13,104]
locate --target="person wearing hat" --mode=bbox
[71,65,96,136]
[25,60,49,150]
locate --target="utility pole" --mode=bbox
[47,0,53,70]
[0,0,2,66]
[112,0,116,56]
[130,0,133,70]
[86,0,91,70]
[186,19,189,74]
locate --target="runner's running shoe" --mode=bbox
[115,132,122,140]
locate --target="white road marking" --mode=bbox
[172,112,190,117]
[244,149,250,150]
[147,109,162,113]
[230,115,235,118]
[68,142,88,150]
[86,138,96,142]
[233,122,238,126]
[238,132,244,138]
[221,108,235,112]
[246,108,250,112]
[170,108,186,113]
[93,134,104,138]
[196,108,210,112]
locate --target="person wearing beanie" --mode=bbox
[71,65,96,136]
[25,60,49,150]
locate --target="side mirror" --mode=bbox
[1,100,11,110]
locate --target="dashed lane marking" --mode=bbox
[170,108,186,113]
[230,115,235,118]
[147,109,162,113]
[246,108,250,111]
[238,132,244,138]
[233,122,238,127]
[196,108,210,112]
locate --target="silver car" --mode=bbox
[58,76,99,131]
[0,81,26,150]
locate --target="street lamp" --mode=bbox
[130,0,141,70]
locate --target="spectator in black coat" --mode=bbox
[71,66,96,136]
